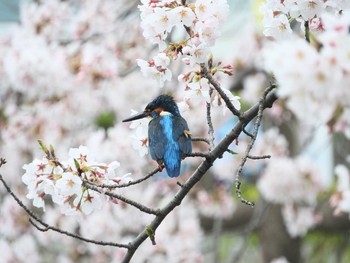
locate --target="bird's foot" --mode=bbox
[157,161,164,171]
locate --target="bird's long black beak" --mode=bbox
[122,111,149,122]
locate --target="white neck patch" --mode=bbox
[160,111,172,116]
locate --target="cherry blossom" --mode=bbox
[212,88,241,115]
[262,13,293,40]
[282,205,321,237]
[330,164,350,215]
[137,55,172,87]
[138,0,230,87]
[184,77,211,104]
[127,110,150,157]
[258,156,324,205]
[196,187,236,218]
[261,0,348,39]
[21,143,132,216]
[12,234,40,262]
[130,125,149,157]
[262,13,350,131]
[172,6,196,27]
[56,172,83,197]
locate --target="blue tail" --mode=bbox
[164,160,181,177]
[163,143,181,177]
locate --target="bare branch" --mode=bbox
[247,155,271,160]
[0,158,6,167]
[191,137,211,145]
[242,127,254,138]
[304,20,310,43]
[0,173,130,249]
[84,183,161,216]
[206,86,215,150]
[83,167,160,189]
[185,152,210,158]
[201,64,241,117]
[234,84,277,207]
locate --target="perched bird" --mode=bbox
[122,95,192,177]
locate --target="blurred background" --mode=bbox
[0,0,350,262]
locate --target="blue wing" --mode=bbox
[148,118,166,161]
[172,116,192,156]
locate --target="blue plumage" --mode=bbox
[123,95,192,177]
[159,115,181,177]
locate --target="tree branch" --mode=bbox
[201,64,241,117]
[83,167,160,189]
[0,158,6,167]
[84,183,161,216]
[0,172,130,249]
[191,137,211,146]
[185,152,210,158]
[206,86,215,150]
[247,155,271,160]
[304,20,310,43]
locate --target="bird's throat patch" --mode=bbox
[160,111,172,116]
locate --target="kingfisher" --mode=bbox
[122,95,192,177]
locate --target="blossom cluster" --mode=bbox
[262,12,350,137]
[179,64,240,113]
[137,0,230,86]
[22,143,132,216]
[257,156,325,236]
[127,109,150,157]
[261,0,350,40]
[196,186,236,219]
[330,164,350,215]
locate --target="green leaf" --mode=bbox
[95,111,116,130]
[73,158,81,172]
[49,144,55,156]
[227,149,238,155]
[38,140,49,155]
[144,226,156,245]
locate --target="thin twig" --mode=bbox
[304,20,310,43]
[191,137,211,145]
[0,158,6,167]
[84,167,160,189]
[234,85,277,207]
[28,218,129,248]
[0,173,129,249]
[201,64,241,117]
[206,86,215,150]
[247,155,271,160]
[84,183,161,216]
[242,127,254,138]
[185,152,210,158]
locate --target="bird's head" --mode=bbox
[122,95,180,122]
